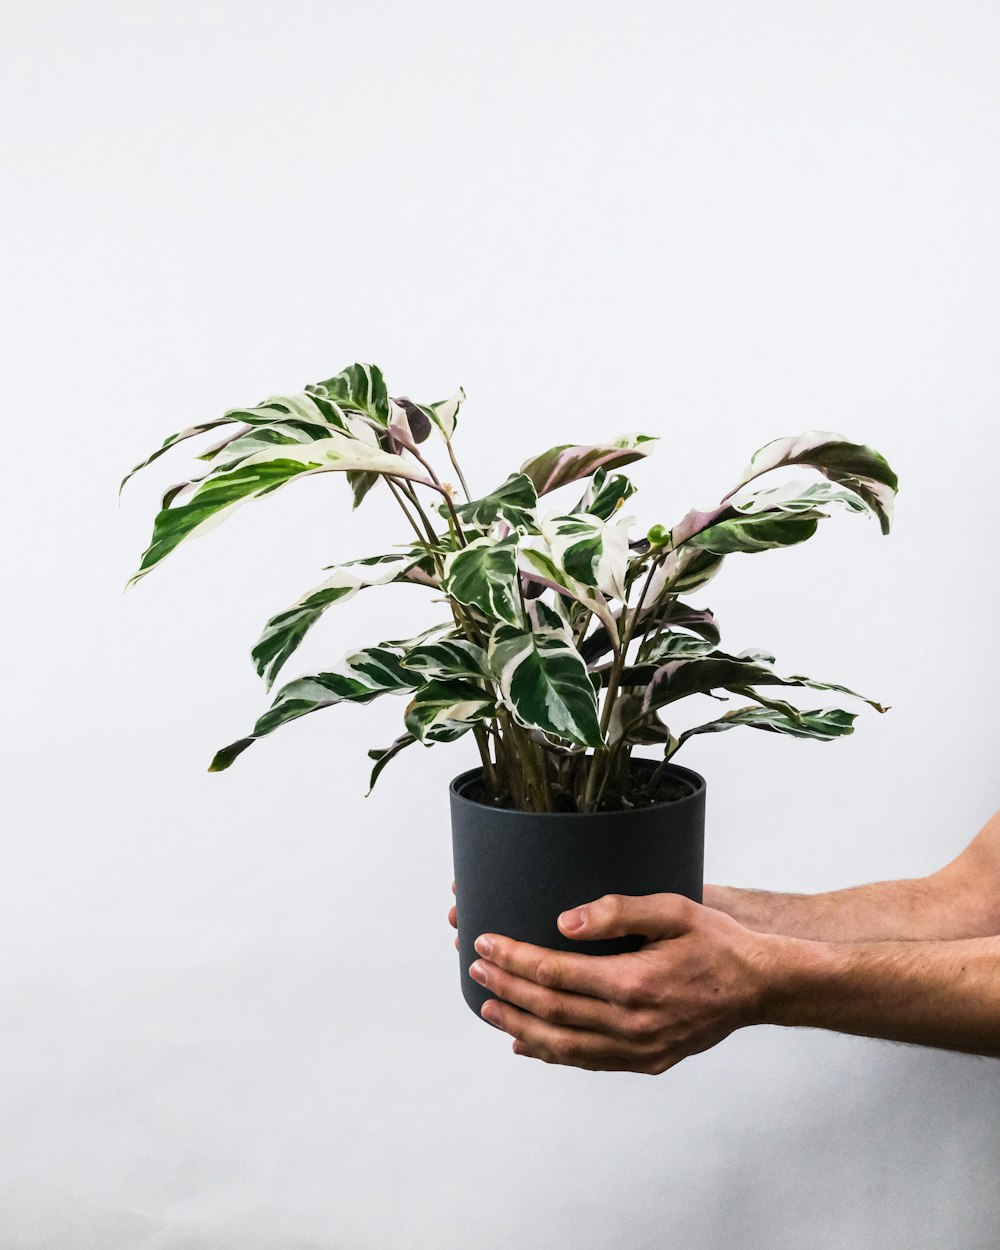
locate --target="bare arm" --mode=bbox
[763,932,1000,1057]
[705,809,1000,942]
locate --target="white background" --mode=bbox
[3,2,999,1246]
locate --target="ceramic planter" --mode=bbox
[449,758,706,1022]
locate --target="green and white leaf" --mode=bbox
[640,631,719,662]
[488,623,604,748]
[574,468,637,520]
[399,638,489,682]
[442,536,522,626]
[452,473,538,532]
[674,705,858,752]
[366,732,418,793]
[253,549,437,689]
[519,433,656,495]
[305,362,391,429]
[129,433,431,584]
[539,510,632,600]
[517,536,619,640]
[735,431,899,534]
[209,641,421,771]
[404,679,496,743]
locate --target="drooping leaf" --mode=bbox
[209,641,419,771]
[366,733,418,793]
[488,623,604,748]
[640,632,719,662]
[452,474,538,532]
[519,433,656,495]
[688,511,821,555]
[735,433,898,534]
[252,549,437,689]
[442,536,522,626]
[129,434,432,584]
[404,679,496,743]
[675,705,858,751]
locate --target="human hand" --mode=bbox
[467,893,779,1074]
[449,880,458,949]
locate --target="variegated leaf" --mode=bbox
[452,474,538,532]
[129,434,432,584]
[675,705,857,751]
[366,733,418,793]
[488,623,604,748]
[406,387,466,442]
[517,537,619,641]
[399,638,489,681]
[687,511,822,555]
[539,511,632,600]
[209,641,419,771]
[442,536,522,626]
[252,550,437,689]
[519,433,656,495]
[404,679,496,743]
[639,653,885,715]
[573,468,637,520]
[640,632,719,662]
[305,362,391,428]
[735,432,898,534]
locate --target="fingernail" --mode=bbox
[561,907,586,931]
[469,960,488,985]
[474,935,493,957]
[481,1002,501,1027]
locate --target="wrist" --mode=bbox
[751,932,845,1027]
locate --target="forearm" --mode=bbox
[705,872,988,943]
[758,933,1000,1058]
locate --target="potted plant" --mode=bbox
[123,362,898,1022]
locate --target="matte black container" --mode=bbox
[450,759,706,1023]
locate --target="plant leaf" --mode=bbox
[573,469,637,520]
[399,638,489,681]
[539,511,632,600]
[675,705,858,751]
[452,474,538,532]
[442,536,522,626]
[488,623,604,748]
[306,362,391,428]
[252,549,436,689]
[519,433,656,495]
[366,733,418,793]
[404,679,496,743]
[209,641,419,771]
[736,432,898,534]
[129,434,431,584]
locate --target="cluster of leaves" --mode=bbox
[124,363,898,812]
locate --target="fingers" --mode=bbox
[448,904,457,929]
[558,893,698,943]
[471,933,645,1006]
[483,998,676,1074]
[469,950,625,1036]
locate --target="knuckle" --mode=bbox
[619,970,655,1010]
[534,956,563,990]
[628,1008,663,1041]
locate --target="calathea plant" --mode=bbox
[123,363,898,813]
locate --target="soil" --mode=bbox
[466,773,690,814]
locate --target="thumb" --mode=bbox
[557,892,698,941]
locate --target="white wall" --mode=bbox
[3,1,999,1246]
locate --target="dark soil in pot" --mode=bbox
[450,757,705,1023]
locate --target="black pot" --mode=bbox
[450,759,706,1023]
